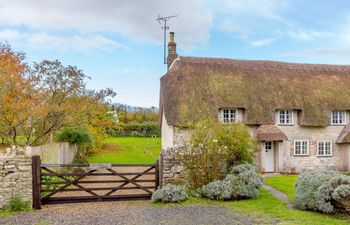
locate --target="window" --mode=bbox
[265,141,272,151]
[294,140,309,155]
[317,141,332,156]
[278,110,293,125]
[221,108,236,124]
[332,111,346,125]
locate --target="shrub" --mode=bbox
[178,120,259,188]
[332,184,350,213]
[55,126,92,144]
[130,131,145,137]
[107,122,160,137]
[6,195,31,212]
[315,175,350,213]
[229,163,263,199]
[200,179,232,200]
[294,169,337,211]
[151,184,188,203]
[200,163,262,200]
[295,169,350,213]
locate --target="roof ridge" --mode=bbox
[180,56,350,67]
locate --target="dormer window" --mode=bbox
[221,108,236,124]
[278,110,293,125]
[332,111,346,125]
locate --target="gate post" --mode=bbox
[32,155,41,209]
[155,159,160,189]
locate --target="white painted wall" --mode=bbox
[161,112,174,149]
[25,142,77,164]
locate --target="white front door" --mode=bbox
[263,141,275,172]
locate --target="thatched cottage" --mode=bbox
[159,32,350,175]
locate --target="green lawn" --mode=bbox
[232,175,349,224]
[228,188,350,225]
[88,137,161,164]
[264,175,298,201]
[152,175,350,225]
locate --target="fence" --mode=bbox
[26,142,77,164]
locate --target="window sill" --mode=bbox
[278,124,294,126]
[293,154,309,157]
[317,155,333,157]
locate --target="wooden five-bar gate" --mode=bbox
[32,155,159,209]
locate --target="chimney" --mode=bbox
[167,32,177,69]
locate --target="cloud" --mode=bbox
[281,48,350,57]
[340,17,350,45]
[250,38,276,47]
[219,22,251,37]
[287,30,332,41]
[0,0,212,50]
[0,29,125,52]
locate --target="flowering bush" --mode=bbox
[178,120,259,188]
[295,169,350,213]
[151,184,188,203]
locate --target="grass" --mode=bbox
[151,175,350,225]
[264,175,298,201]
[231,175,350,224]
[88,137,161,164]
[0,210,14,217]
[228,188,350,225]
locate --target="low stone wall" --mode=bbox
[159,147,183,187]
[0,148,32,209]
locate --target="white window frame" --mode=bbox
[293,140,309,156]
[265,141,272,151]
[331,111,346,125]
[278,110,293,125]
[221,108,236,124]
[317,141,332,156]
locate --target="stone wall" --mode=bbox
[0,148,32,209]
[159,147,183,187]
[168,124,350,175]
[275,121,349,172]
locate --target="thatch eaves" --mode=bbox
[255,125,288,141]
[337,124,350,144]
[160,56,350,127]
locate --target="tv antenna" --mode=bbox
[156,14,178,64]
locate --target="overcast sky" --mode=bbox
[1,0,350,106]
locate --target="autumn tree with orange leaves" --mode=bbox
[0,44,115,146]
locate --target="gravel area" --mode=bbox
[0,201,278,225]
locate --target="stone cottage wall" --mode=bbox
[0,148,32,209]
[159,147,183,187]
[161,124,350,180]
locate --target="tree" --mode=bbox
[0,44,38,145]
[25,60,116,145]
[0,45,116,146]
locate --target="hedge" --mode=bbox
[107,122,160,137]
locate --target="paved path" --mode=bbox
[0,201,278,225]
[262,184,295,210]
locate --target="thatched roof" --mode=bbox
[255,125,288,141]
[337,124,350,143]
[160,56,350,127]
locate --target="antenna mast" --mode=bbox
[156,14,178,64]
